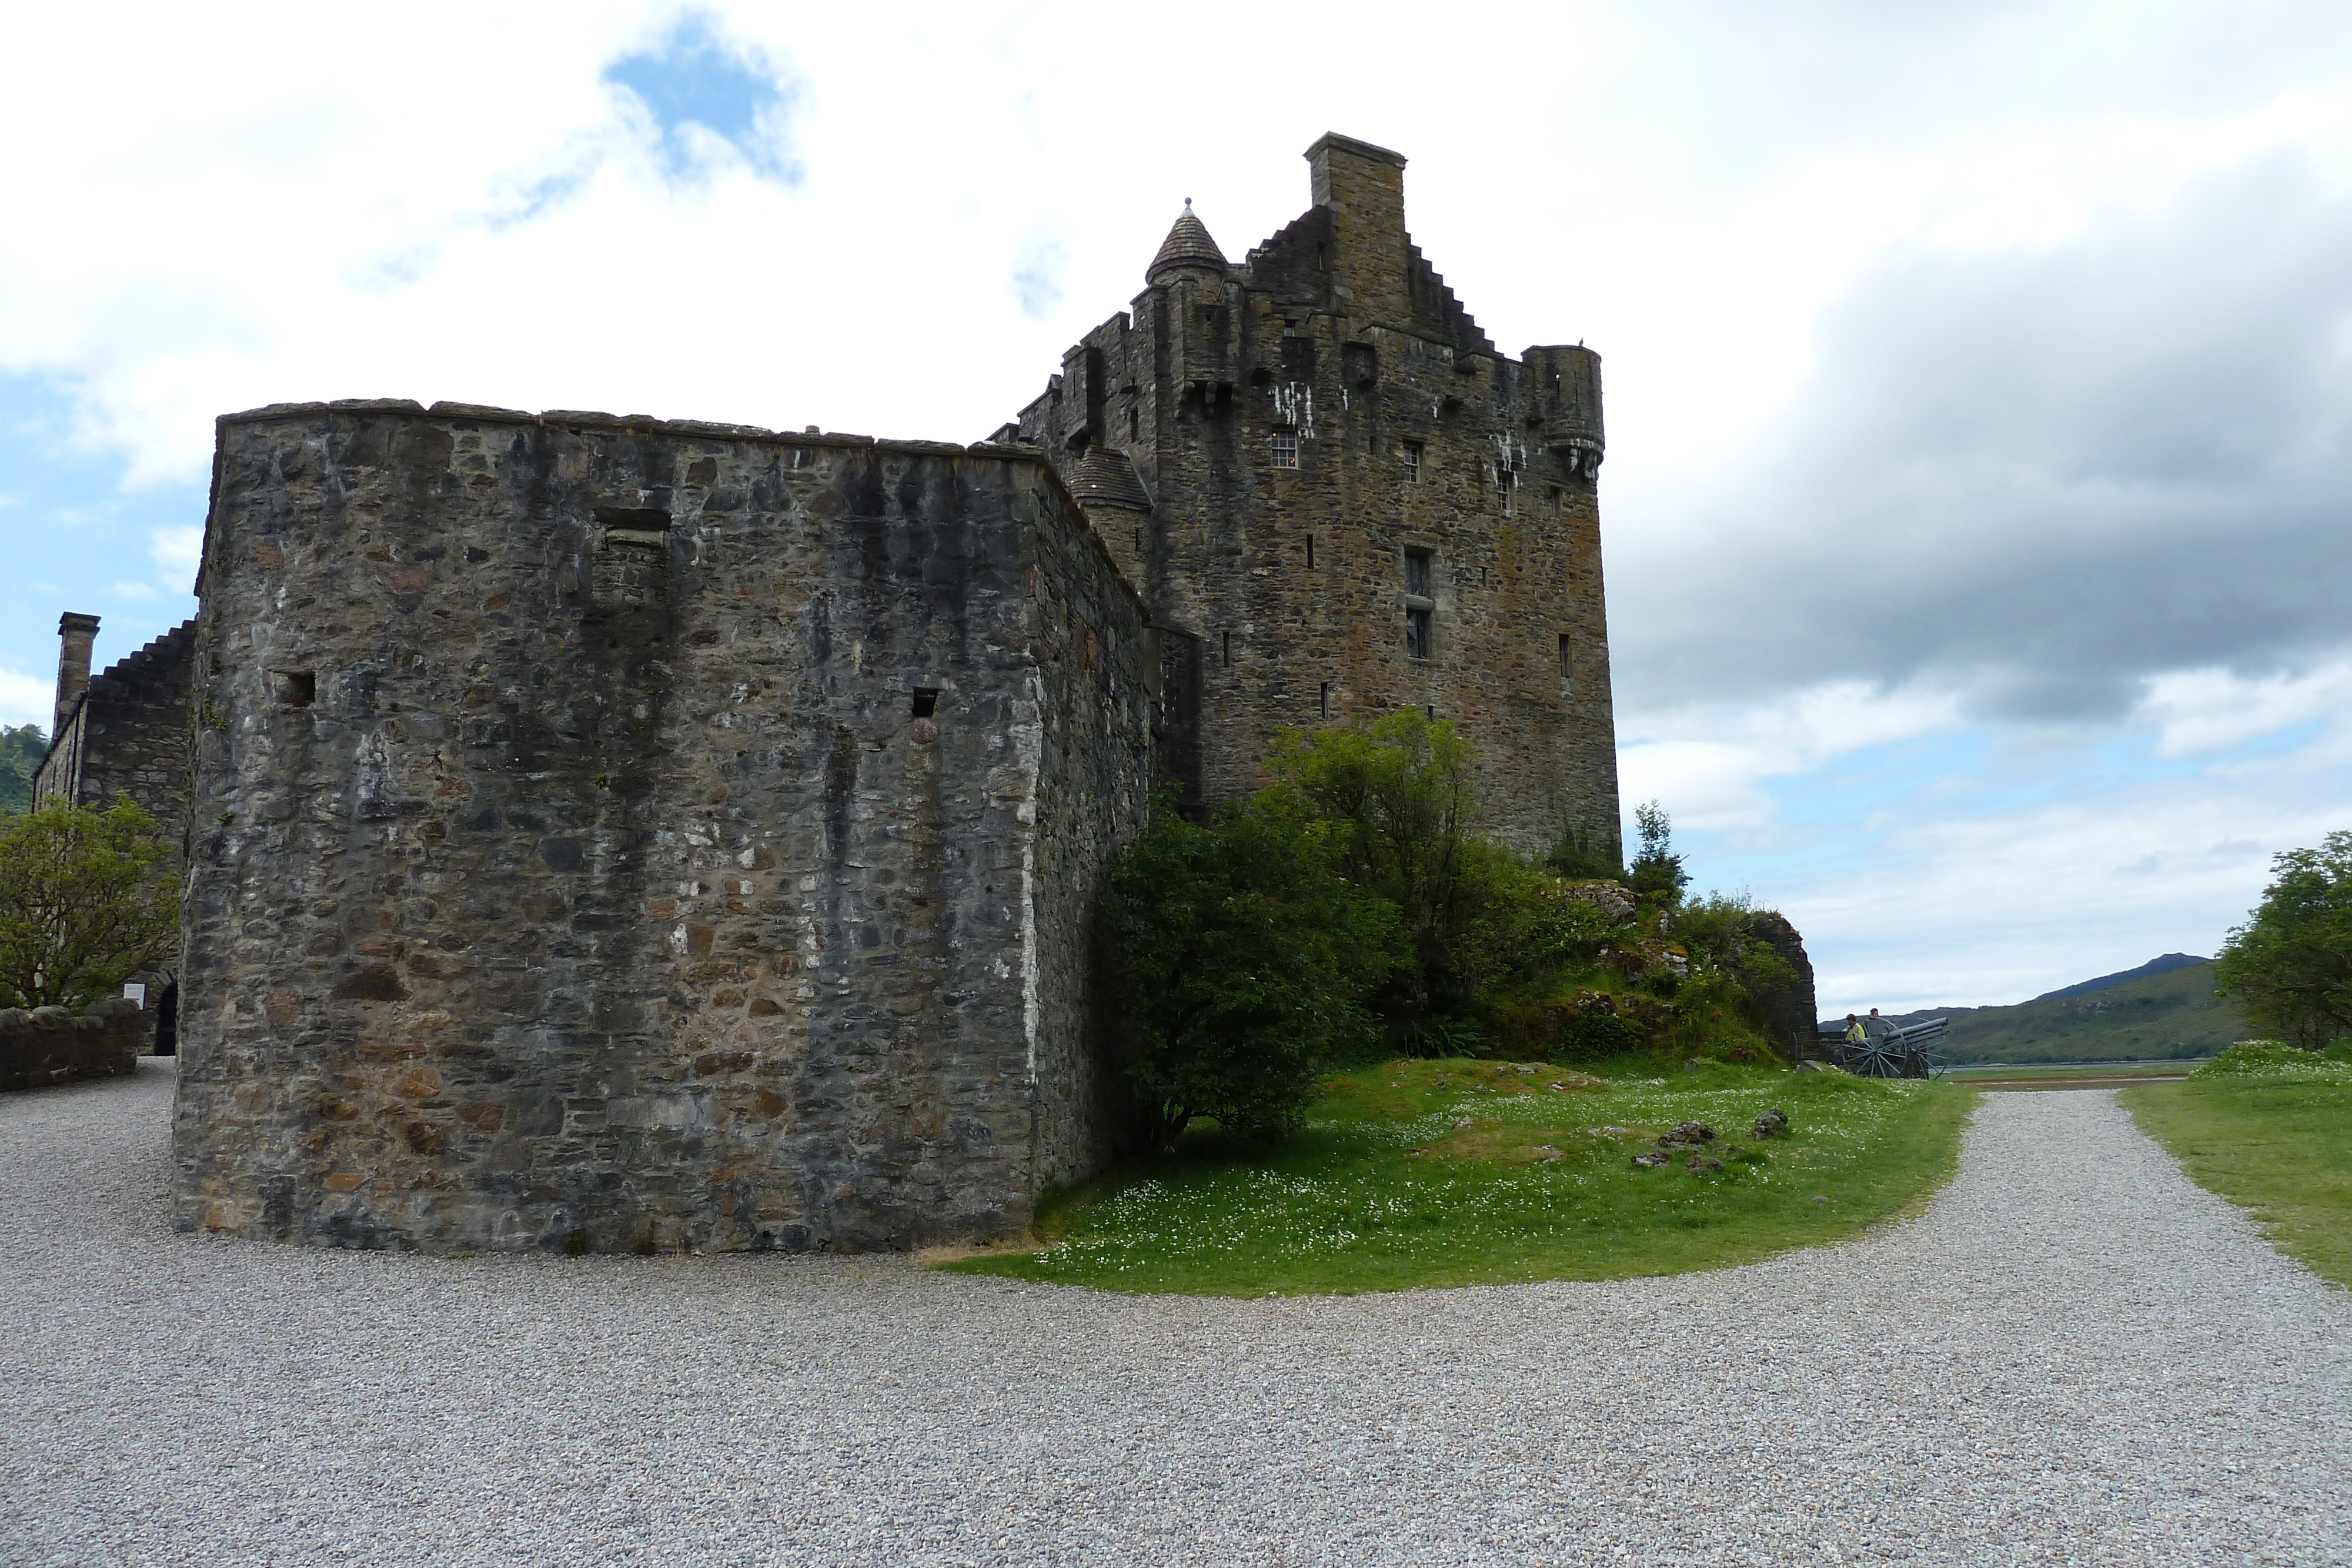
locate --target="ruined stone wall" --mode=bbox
[0,999,145,1092]
[175,401,1151,1252]
[1750,912,1820,1065]
[1015,135,1619,855]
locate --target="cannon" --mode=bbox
[1816,1017,1947,1079]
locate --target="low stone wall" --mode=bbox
[0,998,147,1092]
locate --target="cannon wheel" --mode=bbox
[1840,1037,1923,1079]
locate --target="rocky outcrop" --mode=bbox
[1748,911,1820,1065]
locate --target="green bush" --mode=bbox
[1257,708,1484,1018]
[1102,804,1401,1152]
[1555,1009,1643,1064]
[2191,1041,2352,1081]
[1103,714,1812,1153]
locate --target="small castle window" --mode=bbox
[1499,470,1518,518]
[1404,548,1433,662]
[1305,534,1316,569]
[1548,486,1563,511]
[1403,442,1423,482]
[1318,681,1330,719]
[274,670,316,709]
[911,688,940,718]
[1222,631,1232,667]
[1270,431,1299,469]
[1130,406,1140,439]
[1559,634,1573,688]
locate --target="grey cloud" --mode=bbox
[1614,152,2352,722]
[1602,1,2352,182]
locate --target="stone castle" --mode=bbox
[44,134,1620,1252]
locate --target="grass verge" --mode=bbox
[1942,1061,2204,1082]
[2121,1051,2352,1290]
[946,1058,1979,1296]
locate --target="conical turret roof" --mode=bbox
[1147,199,1227,283]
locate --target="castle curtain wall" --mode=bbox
[173,403,1150,1252]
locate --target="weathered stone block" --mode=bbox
[173,407,1153,1253]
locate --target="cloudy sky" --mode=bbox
[4,1,2347,1014]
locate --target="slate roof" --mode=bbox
[1064,447,1153,511]
[1146,200,1227,281]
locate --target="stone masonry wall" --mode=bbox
[1014,134,1620,856]
[0,999,145,1092]
[174,401,1151,1252]
[32,621,198,1050]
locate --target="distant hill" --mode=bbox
[1828,957,2250,1065]
[2032,952,2207,1002]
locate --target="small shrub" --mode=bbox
[1557,1010,1642,1064]
[1626,800,1689,907]
[2191,1041,2352,1081]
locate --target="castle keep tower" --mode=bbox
[1009,133,1619,853]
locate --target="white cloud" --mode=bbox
[111,582,158,601]
[0,667,51,729]
[2141,659,2352,757]
[1619,681,1965,834]
[148,526,204,590]
[8,0,2352,1015]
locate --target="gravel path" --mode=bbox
[5,1064,2347,1567]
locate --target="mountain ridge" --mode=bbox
[1823,955,2246,1065]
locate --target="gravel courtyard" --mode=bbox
[5,1064,2347,1568]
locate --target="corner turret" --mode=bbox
[1145,199,1228,285]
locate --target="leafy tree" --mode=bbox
[1102,804,1401,1152]
[2213,832,2352,1049]
[1626,800,1689,907]
[1257,708,1492,1015]
[0,795,178,1009]
[0,724,46,816]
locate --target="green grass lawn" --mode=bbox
[2122,1052,2352,1290]
[1943,1061,2204,1082]
[946,1058,1979,1296]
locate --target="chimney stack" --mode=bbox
[54,613,100,739]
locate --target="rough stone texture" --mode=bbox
[12,1071,2352,1566]
[1748,910,1820,1064]
[173,405,1152,1253]
[0,998,144,1092]
[34,619,197,828]
[1011,132,1619,854]
[33,616,198,1049]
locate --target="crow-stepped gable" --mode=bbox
[157,133,1621,1253]
[1007,133,1618,852]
